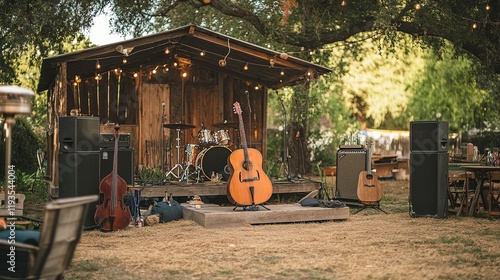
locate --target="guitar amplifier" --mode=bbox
[336,147,368,202]
[99,133,131,148]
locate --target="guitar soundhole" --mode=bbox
[366,174,373,180]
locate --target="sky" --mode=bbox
[87,13,127,46]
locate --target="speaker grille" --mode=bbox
[100,148,134,185]
[410,121,449,152]
[336,148,367,201]
[409,152,448,218]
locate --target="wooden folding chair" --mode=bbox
[0,195,98,280]
[448,171,473,216]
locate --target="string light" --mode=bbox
[165,47,170,54]
[75,75,81,83]
[341,0,346,7]
[472,22,478,29]
[181,71,188,78]
[415,3,421,10]
[133,72,138,78]
[200,50,206,56]
[486,4,490,11]
[244,63,249,70]
[94,74,102,80]
[96,60,101,69]
[122,58,128,64]
[152,66,158,74]
[280,69,285,76]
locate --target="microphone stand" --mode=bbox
[276,92,293,182]
[161,102,166,182]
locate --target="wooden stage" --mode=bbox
[182,203,350,228]
[137,178,322,198]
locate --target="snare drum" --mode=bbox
[197,129,216,146]
[215,130,230,145]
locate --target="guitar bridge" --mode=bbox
[239,170,261,183]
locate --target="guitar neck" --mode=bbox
[366,141,372,175]
[237,112,250,161]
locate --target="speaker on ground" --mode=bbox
[409,151,448,218]
[58,152,100,227]
[335,148,367,201]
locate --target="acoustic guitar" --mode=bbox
[356,139,383,206]
[227,101,273,206]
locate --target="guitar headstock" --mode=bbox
[365,138,372,149]
[233,102,242,116]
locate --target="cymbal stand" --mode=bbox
[166,128,184,180]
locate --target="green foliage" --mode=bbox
[137,166,164,185]
[0,117,42,178]
[407,46,487,132]
[0,0,103,83]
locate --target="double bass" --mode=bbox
[94,124,131,231]
[227,101,273,207]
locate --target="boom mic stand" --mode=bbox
[276,92,293,182]
[161,102,166,181]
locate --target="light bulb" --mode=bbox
[165,47,170,54]
[244,63,249,70]
[122,58,127,64]
[200,50,206,56]
[96,60,101,69]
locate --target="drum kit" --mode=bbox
[163,120,238,183]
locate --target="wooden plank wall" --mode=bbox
[140,83,170,168]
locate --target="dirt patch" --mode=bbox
[63,179,500,279]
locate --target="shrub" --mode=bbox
[0,116,42,179]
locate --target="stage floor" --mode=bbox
[137,178,322,198]
[182,203,350,228]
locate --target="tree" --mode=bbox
[101,0,500,173]
[0,0,103,84]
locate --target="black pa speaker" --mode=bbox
[100,148,134,185]
[58,151,100,227]
[409,151,448,218]
[335,148,368,201]
[59,116,100,152]
[410,121,449,152]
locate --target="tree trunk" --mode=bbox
[288,84,311,177]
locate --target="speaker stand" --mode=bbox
[353,203,388,214]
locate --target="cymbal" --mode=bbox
[163,123,195,129]
[213,121,238,128]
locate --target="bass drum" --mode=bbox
[196,146,232,180]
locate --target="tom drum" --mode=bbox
[198,129,216,146]
[215,130,230,145]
